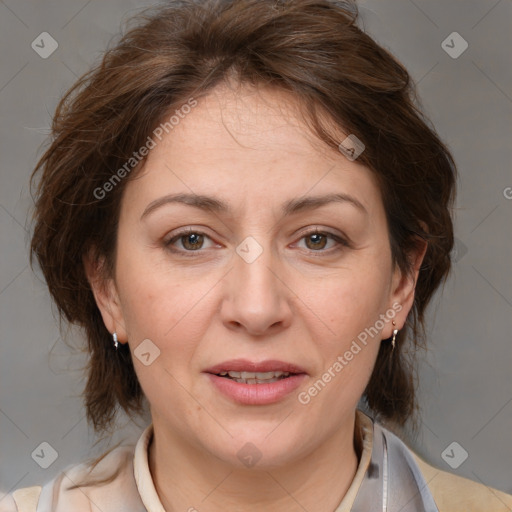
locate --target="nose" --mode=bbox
[220,237,293,337]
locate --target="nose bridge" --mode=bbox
[222,234,291,333]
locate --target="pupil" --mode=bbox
[184,233,202,249]
[307,233,326,249]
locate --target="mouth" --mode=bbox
[203,359,308,405]
[204,359,307,380]
[214,370,296,384]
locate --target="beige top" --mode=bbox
[1,410,511,511]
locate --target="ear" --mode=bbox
[83,250,128,344]
[384,237,428,337]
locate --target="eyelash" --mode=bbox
[164,227,349,257]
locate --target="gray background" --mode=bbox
[1,0,511,501]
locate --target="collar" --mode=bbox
[133,422,166,512]
[133,410,375,512]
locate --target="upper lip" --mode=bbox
[204,359,308,375]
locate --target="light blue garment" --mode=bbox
[351,417,439,511]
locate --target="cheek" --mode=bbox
[115,245,189,334]
[116,254,221,377]
[298,262,391,337]
[303,279,384,412]
[295,260,390,399]
[122,282,202,343]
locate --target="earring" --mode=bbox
[113,332,119,350]
[391,321,398,351]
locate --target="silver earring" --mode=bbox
[113,332,119,350]
[391,321,398,350]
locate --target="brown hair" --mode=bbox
[30,0,456,443]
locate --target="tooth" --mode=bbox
[255,372,276,379]
[227,370,292,381]
[231,376,287,384]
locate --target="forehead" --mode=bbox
[122,83,383,220]
[163,83,344,161]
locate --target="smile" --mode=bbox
[205,374,306,405]
[216,370,292,384]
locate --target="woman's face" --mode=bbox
[92,83,420,467]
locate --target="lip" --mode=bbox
[203,359,308,405]
[203,359,308,374]
[206,373,307,405]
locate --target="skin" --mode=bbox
[87,82,426,512]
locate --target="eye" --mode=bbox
[164,227,349,257]
[295,228,348,253]
[164,228,216,254]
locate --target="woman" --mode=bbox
[2,0,511,510]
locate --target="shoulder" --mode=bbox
[0,486,43,512]
[0,491,19,512]
[1,443,143,512]
[412,452,512,512]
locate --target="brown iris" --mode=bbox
[181,233,204,250]
[305,232,328,250]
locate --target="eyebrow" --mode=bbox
[140,192,367,220]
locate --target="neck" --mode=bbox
[148,412,361,512]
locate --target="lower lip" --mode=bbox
[206,373,307,405]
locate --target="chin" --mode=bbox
[203,424,311,470]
